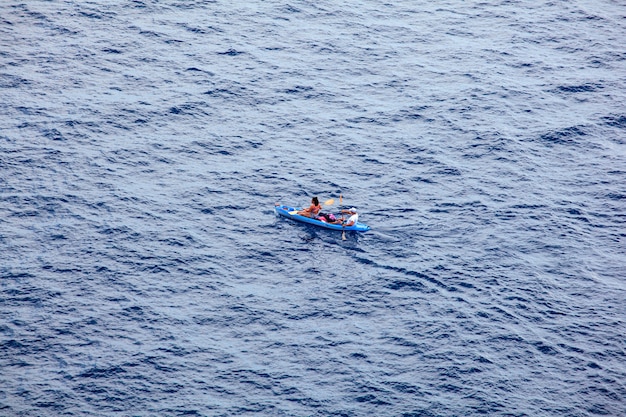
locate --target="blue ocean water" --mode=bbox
[1,0,625,415]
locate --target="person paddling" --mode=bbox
[331,207,358,226]
[297,197,322,218]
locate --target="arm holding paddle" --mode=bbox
[331,208,358,226]
[297,197,322,217]
[297,196,336,217]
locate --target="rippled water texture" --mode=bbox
[1,1,625,416]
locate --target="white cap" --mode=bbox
[348,207,357,213]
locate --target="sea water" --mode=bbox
[1,1,625,416]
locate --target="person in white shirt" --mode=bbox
[332,207,358,226]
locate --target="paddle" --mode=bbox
[340,194,346,240]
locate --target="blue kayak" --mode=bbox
[274,204,371,232]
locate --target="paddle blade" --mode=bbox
[324,198,335,206]
[342,229,346,240]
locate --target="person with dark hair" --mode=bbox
[297,197,322,218]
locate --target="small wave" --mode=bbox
[602,114,626,129]
[217,48,245,56]
[556,84,601,93]
[539,125,587,146]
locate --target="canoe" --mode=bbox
[274,204,371,232]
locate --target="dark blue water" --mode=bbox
[1,1,625,416]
